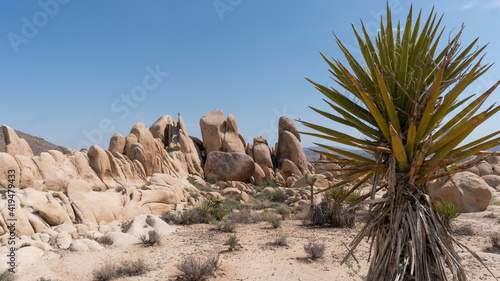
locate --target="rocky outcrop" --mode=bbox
[204,151,255,181]
[2,125,34,158]
[253,137,273,169]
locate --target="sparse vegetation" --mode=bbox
[93,259,147,281]
[223,199,241,212]
[176,254,220,281]
[303,240,325,260]
[258,178,275,187]
[230,208,262,224]
[453,224,475,236]
[218,218,237,233]
[140,230,162,247]
[276,204,291,215]
[306,199,354,228]
[224,235,241,251]
[263,213,282,229]
[270,189,287,203]
[269,233,288,247]
[435,200,461,230]
[0,270,15,281]
[345,261,367,281]
[492,234,500,249]
[206,175,218,184]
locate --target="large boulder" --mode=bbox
[2,125,34,157]
[108,133,126,154]
[88,145,120,190]
[122,214,176,239]
[200,109,226,154]
[253,137,273,169]
[276,117,308,172]
[125,123,159,176]
[429,171,493,212]
[204,151,255,181]
[222,114,245,153]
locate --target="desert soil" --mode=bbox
[11,204,500,281]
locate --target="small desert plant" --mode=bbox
[435,200,461,230]
[93,259,147,281]
[345,261,367,281]
[303,240,325,260]
[230,208,262,224]
[270,233,288,247]
[223,199,241,212]
[140,230,162,247]
[258,178,275,187]
[0,270,15,281]
[206,175,218,184]
[224,235,241,251]
[270,190,287,203]
[276,204,291,215]
[189,192,200,200]
[176,254,220,281]
[491,234,500,249]
[37,278,56,281]
[178,208,210,225]
[211,207,227,221]
[162,213,180,224]
[453,224,475,236]
[195,183,214,192]
[265,214,282,229]
[325,185,348,201]
[218,218,237,233]
[484,213,497,219]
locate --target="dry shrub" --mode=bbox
[219,218,237,233]
[269,233,288,247]
[224,235,241,251]
[303,240,325,260]
[230,208,262,224]
[93,259,146,281]
[492,234,500,249]
[176,254,220,281]
[306,200,354,228]
[263,213,282,229]
[453,224,475,236]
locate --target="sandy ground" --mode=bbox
[9,205,500,281]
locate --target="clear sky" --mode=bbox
[1,0,500,150]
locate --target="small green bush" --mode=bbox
[206,175,218,184]
[230,208,262,224]
[269,233,288,247]
[223,199,241,212]
[258,179,275,187]
[270,190,287,203]
[218,218,237,233]
[492,234,500,249]
[276,204,291,215]
[435,200,460,230]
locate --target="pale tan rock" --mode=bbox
[88,145,119,190]
[477,161,493,176]
[253,137,273,169]
[125,123,158,176]
[204,152,255,182]
[429,172,493,212]
[277,117,308,173]
[26,212,49,233]
[0,200,35,237]
[282,159,302,178]
[200,109,226,154]
[108,132,126,154]
[14,155,43,189]
[222,114,245,153]
[66,180,124,225]
[2,125,34,157]
[32,152,68,191]
[0,153,20,189]
[481,174,500,189]
[222,187,241,196]
[96,232,140,248]
[240,191,249,202]
[290,174,329,189]
[252,163,266,184]
[71,152,106,190]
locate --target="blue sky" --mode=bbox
[1,0,500,150]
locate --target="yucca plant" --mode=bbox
[302,4,500,281]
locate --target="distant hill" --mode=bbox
[0,129,66,156]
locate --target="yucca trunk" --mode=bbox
[364,178,464,280]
